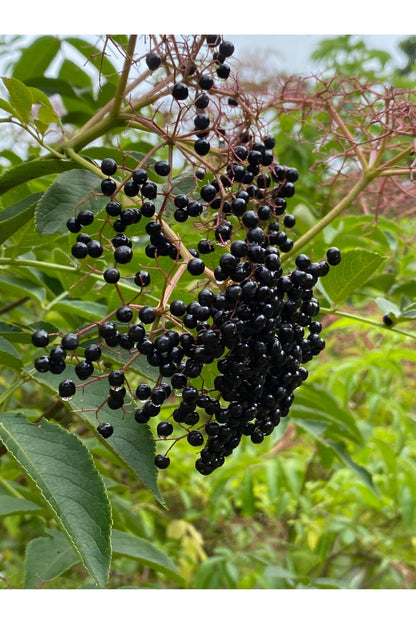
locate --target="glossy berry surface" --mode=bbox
[97,423,114,439]
[32,329,49,348]
[101,158,117,176]
[326,247,342,265]
[58,379,76,398]
[172,82,188,100]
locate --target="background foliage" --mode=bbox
[0,34,416,590]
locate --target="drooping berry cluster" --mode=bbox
[31,35,342,476]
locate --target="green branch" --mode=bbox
[281,170,376,262]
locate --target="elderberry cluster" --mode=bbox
[31,35,342,476]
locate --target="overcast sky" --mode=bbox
[225,34,407,75]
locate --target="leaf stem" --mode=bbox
[320,306,416,340]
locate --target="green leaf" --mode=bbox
[295,419,378,495]
[0,159,83,195]
[35,169,106,235]
[0,274,46,304]
[0,97,15,115]
[323,248,386,305]
[0,494,41,516]
[0,413,111,586]
[0,192,42,244]
[12,36,60,83]
[292,383,363,444]
[0,336,22,370]
[24,76,83,101]
[111,529,183,583]
[51,299,108,322]
[32,370,163,503]
[2,77,33,123]
[24,529,80,589]
[58,59,92,89]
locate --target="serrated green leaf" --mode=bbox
[24,529,80,589]
[35,169,106,235]
[0,494,41,517]
[323,248,386,305]
[0,192,42,244]
[0,159,83,195]
[2,77,33,122]
[112,529,183,583]
[13,36,60,83]
[32,369,162,503]
[0,413,112,586]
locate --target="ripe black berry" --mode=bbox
[154,454,170,469]
[87,240,103,258]
[34,355,51,372]
[116,306,133,323]
[75,360,94,380]
[58,379,76,398]
[154,160,170,176]
[172,82,189,100]
[283,214,296,228]
[194,139,210,156]
[219,40,235,58]
[141,202,156,218]
[103,267,120,284]
[146,51,161,71]
[216,63,230,79]
[61,333,79,351]
[66,217,81,233]
[141,181,157,199]
[101,178,117,196]
[383,314,394,326]
[32,329,49,348]
[71,242,88,259]
[326,247,341,266]
[77,210,94,226]
[124,180,139,197]
[139,306,156,324]
[106,201,122,217]
[114,245,133,264]
[97,423,114,439]
[157,421,173,437]
[134,270,151,287]
[132,168,148,185]
[170,300,187,317]
[108,370,125,387]
[195,93,209,109]
[187,258,205,276]
[199,74,214,90]
[187,430,204,447]
[101,158,117,176]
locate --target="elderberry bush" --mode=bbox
[31,35,341,476]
